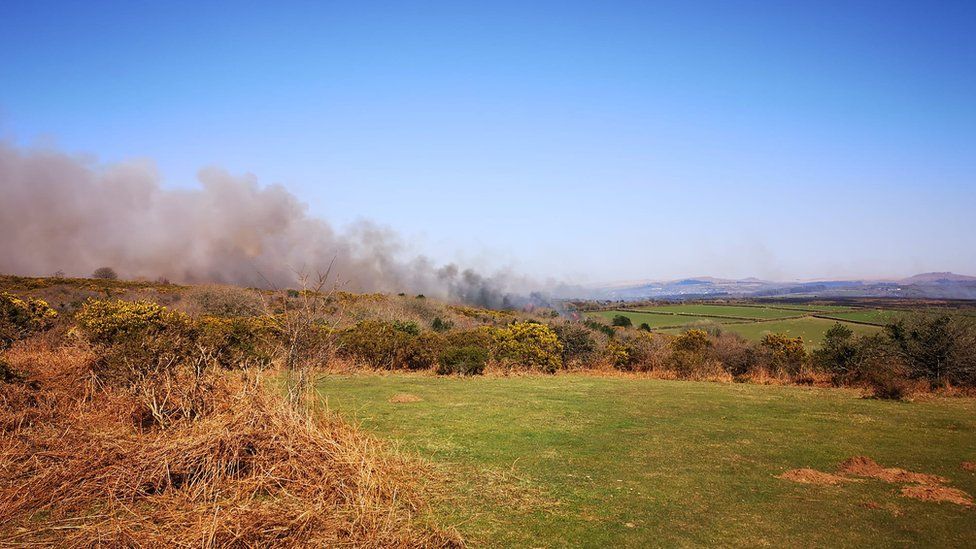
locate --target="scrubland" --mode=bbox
[1,274,975,547]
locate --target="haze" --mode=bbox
[2,1,975,285]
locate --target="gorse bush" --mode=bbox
[74,299,282,386]
[552,323,597,365]
[75,299,188,345]
[758,333,807,374]
[75,299,198,386]
[492,321,563,373]
[668,329,712,375]
[437,345,488,375]
[1,292,58,349]
[337,320,442,370]
[196,315,279,369]
[431,317,454,332]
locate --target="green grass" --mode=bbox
[632,304,806,320]
[586,310,733,329]
[662,316,881,347]
[318,375,976,548]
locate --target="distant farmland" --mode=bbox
[585,302,905,348]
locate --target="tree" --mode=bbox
[92,267,118,280]
[813,322,858,376]
[611,314,632,327]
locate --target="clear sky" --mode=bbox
[2,0,974,283]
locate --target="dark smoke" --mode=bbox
[0,142,548,307]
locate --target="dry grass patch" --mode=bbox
[837,456,947,485]
[390,393,424,404]
[0,341,461,547]
[900,485,974,506]
[776,468,857,485]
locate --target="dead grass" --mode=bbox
[0,339,461,547]
[390,393,424,404]
[837,456,947,485]
[779,455,974,508]
[900,485,974,506]
[776,468,857,485]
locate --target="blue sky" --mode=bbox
[2,0,974,282]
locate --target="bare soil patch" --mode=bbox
[776,468,855,485]
[901,485,974,506]
[838,456,946,485]
[962,461,976,472]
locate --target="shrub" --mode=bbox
[604,340,631,369]
[611,314,632,327]
[92,267,118,280]
[813,323,858,377]
[708,332,757,377]
[75,299,187,345]
[639,323,651,331]
[1,292,58,348]
[437,346,488,375]
[431,317,454,332]
[392,320,420,336]
[615,332,670,372]
[758,333,807,374]
[668,329,712,375]
[74,299,197,385]
[884,314,976,387]
[584,318,615,338]
[552,323,597,365]
[337,320,442,370]
[493,321,563,373]
[196,315,279,369]
[187,285,266,317]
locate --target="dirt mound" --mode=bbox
[777,468,855,485]
[390,393,424,403]
[838,456,947,485]
[901,485,974,506]
[962,461,976,472]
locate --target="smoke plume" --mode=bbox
[0,142,543,307]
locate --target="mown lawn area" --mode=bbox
[317,375,976,548]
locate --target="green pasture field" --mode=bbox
[632,304,806,320]
[662,316,881,347]
[817,309,907,325]
[318,375,976,548]
[586,310,734,329]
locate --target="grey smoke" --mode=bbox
[0,142,546,307]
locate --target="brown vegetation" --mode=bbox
[0,286,461,546]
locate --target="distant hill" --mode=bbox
[586,272,976,301]
[899,272,976,284]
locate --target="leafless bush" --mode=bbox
[185,284,267,317]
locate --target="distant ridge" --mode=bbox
[584,272,976,301]
[899,272,976,284]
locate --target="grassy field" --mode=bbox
[587,309,735,329]
[318,375,976,548]
[632,304,805,320]
[661,316,882,347]
[588,302,905,347]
